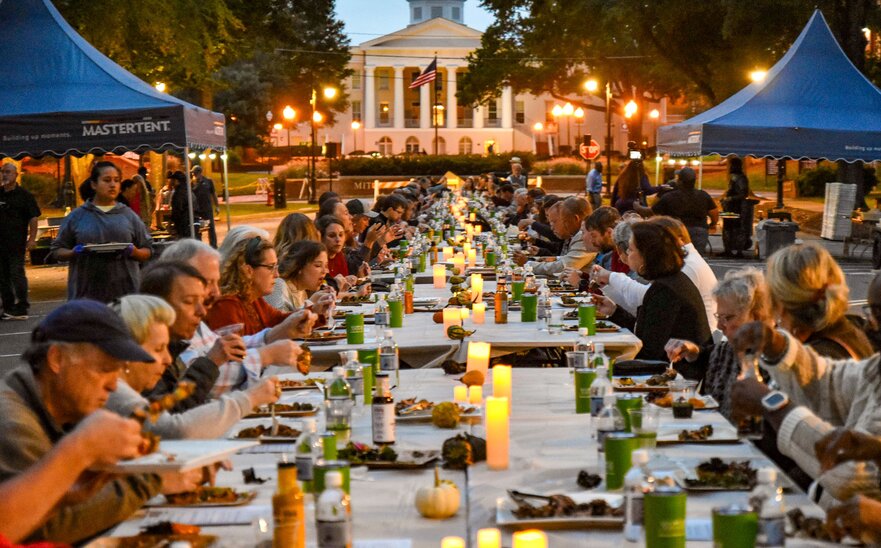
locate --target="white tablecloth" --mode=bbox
[104,369,827,548]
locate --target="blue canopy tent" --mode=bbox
[0,0,229,236]
[658,10,881,206]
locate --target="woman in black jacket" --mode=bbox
[600,221,711,379]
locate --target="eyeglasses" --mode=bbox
[254,263,278,272]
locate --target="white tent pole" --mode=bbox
[698,158,703,190]
[184,147,195,238]
[654,153,661,186]
[222,152,231,230]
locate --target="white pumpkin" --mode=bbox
[415,467,460,519]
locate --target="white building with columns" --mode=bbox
[278,0,654,156]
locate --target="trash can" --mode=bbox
[756,219,799,259]
[273,177,287,209]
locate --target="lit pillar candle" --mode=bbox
[452,253,465,273]
[472,302,486,324]
[465,224,474,242]
[512,530,546,548]
[493,365,512,412]
[441,537,465,548]
[469,212,476,222]
[475,225,483,235]
[460,307,470,321]
[453,385,468,403]
[485,396,509,470]
[466,341,491,379]
[463,242,472,256]
[467,249,477,268]
[471,273,483,302]
[477,529,501,548]
[443,308,463,334]
[442,247,454,262]
[433,264,446,288]
[468,385,483,404]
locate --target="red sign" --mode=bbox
[579,140,601,160]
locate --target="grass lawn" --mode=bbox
[221,202,316,218]
[223,172,271,196]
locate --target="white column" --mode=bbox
[393,66,405,129]
[501,87,513,129]
[473,105,484,129]
[446,66,458,129]
[364,65,376,129]
[420,84,431,129]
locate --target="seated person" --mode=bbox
[491,182,515,208]
[266,240,336,313]
[565,206,627,290]
[106,294,280,439]
[0,301,203,544]
[730,322,881,507]
[157,239,304,396]
[596,222,711,369]
[514,197,595,276]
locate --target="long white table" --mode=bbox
[104,369,826,547]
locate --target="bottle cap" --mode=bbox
[758,467,777,484]
[595,343,605,353]
[325,471,343,488]
[631,449,649,466]
[384,329,394,338]
[578,327,589,336]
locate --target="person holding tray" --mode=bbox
[52,161,152,302]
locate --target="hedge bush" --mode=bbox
[21,173,58,208]
[335,152,534,176]
[533,157,588,175]
[796,163,879,198]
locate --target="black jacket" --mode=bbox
[145,339,218,412]
[610,271,711,379]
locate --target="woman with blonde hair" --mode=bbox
[666,268,772,419]
[273,212,319,259]
[219,225,270,265]
[766,243,872,359]
[106,294,280,438]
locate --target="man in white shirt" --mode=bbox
[514,197,596,276]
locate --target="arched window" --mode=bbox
[405,136,420,154]
[378,136,393,156]
[432,136,446,155]
[458,136,473,155]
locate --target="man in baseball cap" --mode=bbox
[0,300,168,543]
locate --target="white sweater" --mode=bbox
[763,331,881,506]
[105,380,255,439]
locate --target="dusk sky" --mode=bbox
[335,0,495,42]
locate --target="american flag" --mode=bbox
[409,59,437,89]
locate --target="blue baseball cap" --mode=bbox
[32,300,155,362]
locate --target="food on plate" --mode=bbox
[277,378,321,390]
[787,508,838,542]
[595,320,617,330]
[677,425,714,442]
[442,433,486,470]
[338,441,398,464]
[396,398,433,415]
[164,486,245,505]
[685,458,757,489]
[254,402,315,414]
[432,402,461,428]
[442,360,467,375]
[460,370,485,387]
[650,393,706,409]
[576,470,602,489]
[338,295,374,304]
[646,369,678,386]
[415,466,460,519]
[510,493,623,519]
[236,424,301,439]
[616,377,636,387]
[141,522,201,536]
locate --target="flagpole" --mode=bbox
[433,53,438,155]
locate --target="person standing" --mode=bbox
[586,161,603,210]
[0,163,40,320]
[191,166,218,248]
[507,157,528,189]
[649,167,719,256]
[720,156,754,257]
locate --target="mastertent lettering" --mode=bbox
[82,120,171,137]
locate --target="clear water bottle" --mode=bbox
[295,418,322,493]
[523,264,536,293]
[374,294,389,335]
[595,393,625,457]
[537,280,552,330]
[593,343,610,370]
[326,367,353,446]
[341,350,363,397]
[751,468,786,547]
[624,449,654,543]
[379,329,400,387]
[575,328,594,355]
[590,366,613,416]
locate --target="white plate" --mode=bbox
[101,440,257,474]
[673,457,797,492]
[656,422,740,445]
[412,297,441,305]
[84,242,130,253]
[496,492,624,529]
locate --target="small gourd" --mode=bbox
[415,466,460,519]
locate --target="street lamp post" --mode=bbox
[562,102,574,155]
[648,108,659,147]
[283,105,296,160]
[532,122,544,155]
[574,107,584,151]
[309,86,337,203]
[351,120,361,153]
[624,100,638,142]
[551,104,563,156]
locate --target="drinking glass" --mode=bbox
[629,408,660,450]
